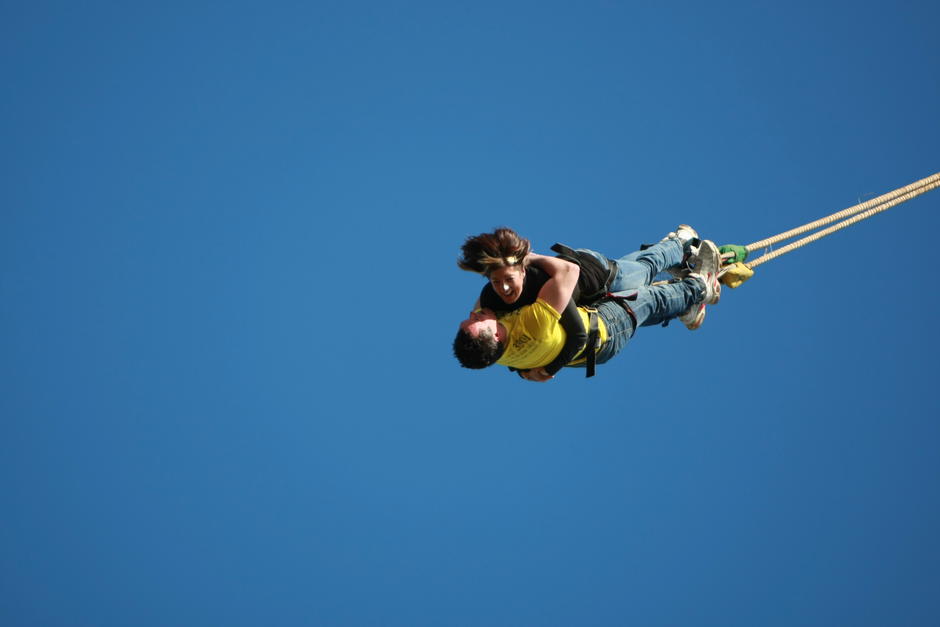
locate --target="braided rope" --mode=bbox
[746,177,940,268]
[746,172,940,252]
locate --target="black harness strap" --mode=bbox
[582,295,637,378]
[584,308,599,378]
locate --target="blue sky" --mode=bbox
[3,2,939,625]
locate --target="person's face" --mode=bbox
[488,265,525,304]
[459,309,502,341]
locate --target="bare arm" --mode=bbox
[527,253,571,278]
[530,254,579,314]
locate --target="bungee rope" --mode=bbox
[717,172,940,288]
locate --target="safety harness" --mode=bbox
[548,242,642,378]
[510,243,640,378]
[571,293,637,378]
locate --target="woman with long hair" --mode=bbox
[456,225,704,380]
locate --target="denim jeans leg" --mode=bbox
[582,278,704,368]
[591,300,637,365]
[623,278,703,328]
[598,239,685,292]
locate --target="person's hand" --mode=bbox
[520,368,554,382]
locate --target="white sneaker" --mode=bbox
[660,224,698,246]
[678,301,707,330]
[689,269,721,305]
[673,224,699,248]
[662,224,700,278]
[678,273,720,330]
[678,239,721,330]
[686,239,720,287]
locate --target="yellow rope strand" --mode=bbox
[747,177,940,268]
[746,172,940,252]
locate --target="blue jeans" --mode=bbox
[578,237,686,292]
[571,238,704,367]
[589,280,703,364]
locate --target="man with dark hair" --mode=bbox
[453,232,722,381]
[452,314,506,368]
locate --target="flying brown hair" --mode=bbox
[457,227,531,276]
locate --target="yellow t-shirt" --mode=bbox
[495,299,608,370]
